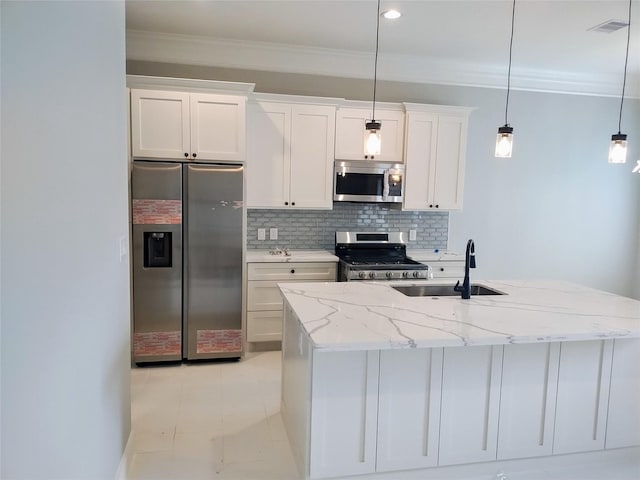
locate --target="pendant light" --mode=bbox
[365,0,382,157]
[495,0,517,158]
[608,0,632,164]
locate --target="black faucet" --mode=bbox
[454,239,476,299]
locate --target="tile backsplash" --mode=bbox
[247,203,448,250]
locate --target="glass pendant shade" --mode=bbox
[495,125,514,158]
[365,121,382,156]
[608,133,628,164]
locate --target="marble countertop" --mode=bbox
[407,250,464,261]
[246,249,338,263]
[279,280,640,351]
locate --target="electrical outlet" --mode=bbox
[257,228,266,241]
[270,228,278,240]
[409,230,417,241]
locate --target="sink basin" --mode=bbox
[392,284,506,297]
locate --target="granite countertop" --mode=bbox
[246,249,338,263]
[279,280,640,352]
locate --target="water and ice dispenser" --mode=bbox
[143,232,172,268]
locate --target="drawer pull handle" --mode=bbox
[290,269,295,274]
[440,267,445,271]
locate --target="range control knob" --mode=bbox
[402,271,410,278]
[413,271,421,278]
[369,272,377,279]
[386,272,393,279]
[358,271,367,279]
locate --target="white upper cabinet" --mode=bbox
[403,105,471,211]
[246,99,336,209]
[130,89,246,162]
[335,107,405,163]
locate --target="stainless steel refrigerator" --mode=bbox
[131,161,243,363]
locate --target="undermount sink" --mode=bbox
[392,284,506,297]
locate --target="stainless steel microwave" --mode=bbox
[334,161,404,203]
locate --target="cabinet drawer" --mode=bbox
[247,262,336,281]
[429,261,465,279]
[247,281,284,311]
[247,311,282,342]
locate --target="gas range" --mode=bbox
[335,231,432,282]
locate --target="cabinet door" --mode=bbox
[377,348,443,472]
[403,112,438,210]
[430,261,465,279]
[498,343,560,460]
[310,350,379,479]
[130,89,190,159]
[432,115,467,210]
[439,345,503,466]
[246,281,284,311]
[553,340,613,454]
[246,102,291,208]
[190,93,246,161]
[247,262,336,282]
[335,108,404,163]
[606,338,640,449]
[289,104,336,209]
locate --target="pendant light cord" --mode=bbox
[617,0,632,134]
[372,0,381,121]
[504,0,516,126]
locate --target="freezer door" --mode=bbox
[184,163,244,359]
[131,161,183,363]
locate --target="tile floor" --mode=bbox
[125,351,640,480]
[126,351,298,480]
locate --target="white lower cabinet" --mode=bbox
[376,348,443,472]
[606,338,640,449]
[309,350,380,479]
[438,345,503,466]
[245,262,336,343]
[553,339,613,454]
[497,343,560,460]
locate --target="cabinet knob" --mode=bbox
[440,267,445,272]
[364,155,369,159]
[192,153,197,158]
[371,155,375,159]
[290,269,295,274]
[429,204,433,208]
[284,201,289,206]
[435,204,439,208]
[291,202,295,206]
[184,153,189,158]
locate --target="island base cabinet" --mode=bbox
[376,348,443,472]
[438,345,503,466]
[606,338,640,449]
[497,343,560,460]
[553,339,613,455]
[309,350,379,479]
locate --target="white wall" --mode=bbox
[128,61,640,297]
[1,2,131,479]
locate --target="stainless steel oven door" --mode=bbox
[334,161,403,203]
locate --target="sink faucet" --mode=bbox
[454,239,476,299]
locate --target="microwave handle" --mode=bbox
[383,170,390,200]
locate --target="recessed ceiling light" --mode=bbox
[382,9,401,20]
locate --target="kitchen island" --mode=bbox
[279,280,640,480]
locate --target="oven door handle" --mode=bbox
[383,170,390,200]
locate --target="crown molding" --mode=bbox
[126,30,639,99]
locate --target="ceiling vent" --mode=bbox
[588,19,629,33]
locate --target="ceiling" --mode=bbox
[126,1,640,97]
